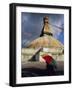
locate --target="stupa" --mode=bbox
[22,16,64,62]
[28,16,64,49]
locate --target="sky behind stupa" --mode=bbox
[21,12,64,47]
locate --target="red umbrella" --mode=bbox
[42,54,57,65]
[42,55,53,64]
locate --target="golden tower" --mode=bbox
[40,16,53,37]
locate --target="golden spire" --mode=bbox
[43,16,53,36]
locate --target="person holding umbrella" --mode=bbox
[42,54,57,75]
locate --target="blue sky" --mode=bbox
[21,12,64,47]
